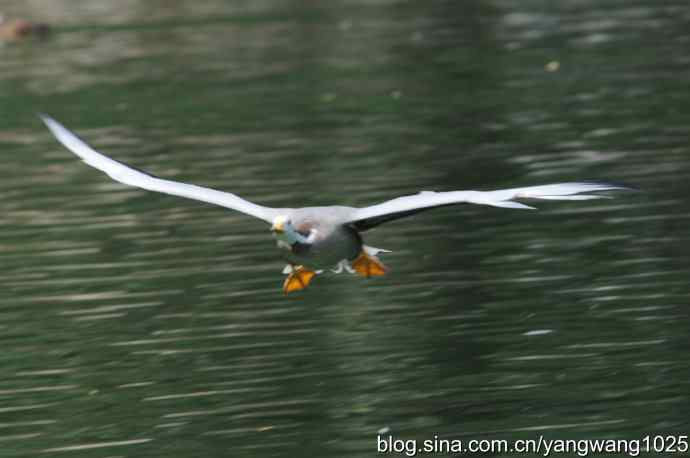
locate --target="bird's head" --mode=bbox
[271,215,305,246]
[271,215,292,234]
[271,215,310,246]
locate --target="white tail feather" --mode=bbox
[363,245,391,256]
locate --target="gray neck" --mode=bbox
[279,225,310,246]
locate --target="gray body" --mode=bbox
[279,206,362,269]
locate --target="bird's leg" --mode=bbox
[343,261,356,274]
[351,251,388,278]
[330,260,356,274]
[283,265,317,294]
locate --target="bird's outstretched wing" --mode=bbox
[346,182,632,231]
[40,115,280,223]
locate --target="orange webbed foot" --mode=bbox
[351,252,388,278]
[283,265,317,294]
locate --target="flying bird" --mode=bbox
[41,115,630,294]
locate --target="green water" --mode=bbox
[0,1,688,457]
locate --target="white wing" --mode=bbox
[41,115,279,223]
[347,182,631,231]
